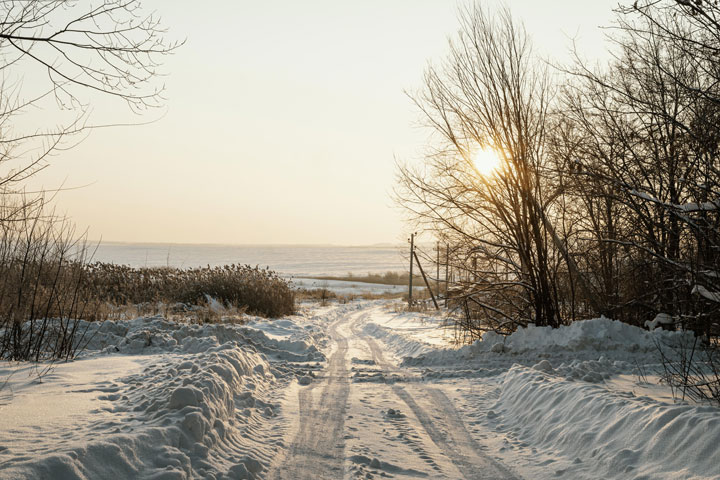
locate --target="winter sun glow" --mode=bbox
[472,147,502,176]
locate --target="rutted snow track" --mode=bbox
[360,333,519,480]
[270,304,520,479]
[270,311,351,479]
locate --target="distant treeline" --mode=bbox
[307,271,423,287]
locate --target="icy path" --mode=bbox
[269,305,520,479]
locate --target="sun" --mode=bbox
[472,147,502,176]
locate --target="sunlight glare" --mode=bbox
[473,147,501,176]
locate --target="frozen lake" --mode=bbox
[89,242,409,277]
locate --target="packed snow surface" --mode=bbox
[1,302,718,479]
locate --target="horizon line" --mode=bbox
[87,240,407,248]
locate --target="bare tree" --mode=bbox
[0,0,180,196]
[0,0,179,110]
[620,0,720,108]
[398,5,564,332]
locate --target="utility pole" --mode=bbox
[445,244,450,307]
[408,233,415,306]
[436,241,440,298]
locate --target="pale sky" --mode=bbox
[26,0,619,246]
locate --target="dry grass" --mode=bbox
[94,299,250,325]
[305,271,411,286]
[84,263,295,318]
[305,271,443,290]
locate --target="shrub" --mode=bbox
[0,197,93,361]
[655,336,720,406]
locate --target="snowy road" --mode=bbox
[271,312,350,479]
[3,300,718,479]
[270,305,520,479]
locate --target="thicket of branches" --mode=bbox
[398,0,720,341]
[0,196,96,361]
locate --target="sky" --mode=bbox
[24,0,619,246]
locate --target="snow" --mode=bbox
[0,356,149,446]
[493,365,720,479]
[645,312,675,329]
[479,316,690,353]
[361,308,720,480]
[1,302,719,479]
[676,200,720,212]
[628,189,720,213]
[360,311,455,361]
[0,311,328,479]
[692,284,720,303]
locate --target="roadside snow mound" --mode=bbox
[478,317,691,354]
[395,317,693,368]
[493,365,720,480]
[79,315,326,363]
[362,322,438,360]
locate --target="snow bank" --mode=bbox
[1,313,327,479]
[478,317,691,354]
[362,322,440,360]
[76,314,326,363]
[388,317,694,368]
[361,310,718,479]
[493,365,720,479]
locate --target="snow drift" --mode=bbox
[0,313,326,480]
[494,365,720,479]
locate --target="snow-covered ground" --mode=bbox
[362,307,720,480]
[0,311,328,479]
[1,301,718,479]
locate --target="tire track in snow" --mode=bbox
[356,314,521,480]
[270,311,352,479]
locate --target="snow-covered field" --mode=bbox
[1,301,718,479]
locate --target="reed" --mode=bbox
[84,262,295,318]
